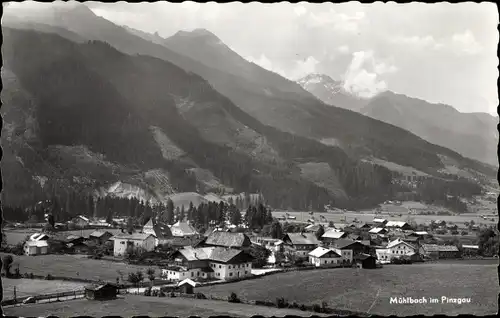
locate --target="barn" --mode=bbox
[354,253,377,269]
[85,283,118,300]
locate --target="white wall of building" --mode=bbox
[332,248,353,263]
[309,256,341,267]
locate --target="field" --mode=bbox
[273,209,498,227]
[197,262,499,315]
[2,278,86,298]
[0,253,158,283]
[3,294,327,317]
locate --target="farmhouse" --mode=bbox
[332,239,370,264]
[88,231,114,245]
[385,221,413,231]
[308,247,342,267]
[282,232,320,258]
[177,278,197,294]
[170,221,199,237]
[387,238,417,256]
[163,246,254,281]
[142,219,173,246]
[73,215,90,228]
[354,253,377,269]
[251,237,283,252]
[29,233,50,241]
[24,240,49,256]
[321,230,348,245]
[112,233,156,257]
[420,244,461,259]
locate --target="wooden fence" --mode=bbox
[2,289,85,307]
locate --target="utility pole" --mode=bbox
[14,286,17,302]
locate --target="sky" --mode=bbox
[5,1,499,115]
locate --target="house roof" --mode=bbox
[386,221,409,228]
[421,244,459,252]
[322,230,346,239]
[77,215,90,222]
[309,247,341,258]
[205,232,251,248]
[354,253,375,261]
[153,222,173,239]
[334,239,366,250]
[369,228,386,234]
[89,231,112,238]
[112,233,154,241]
[30,233,49,241]
[283,233,320,246]
[373,218,387,223]
[85,283,117,291]
[414,231,429,235]
[387,238,415,249]
[171,221,198,236]
[178,278,197,287]
[25,240,49,247]
[176,246,252,263]
[143,219,154,228]
[462,245,479,249]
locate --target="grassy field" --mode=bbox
[273,210,497,227]
[197,262,499,316]
[4,294,327,317]
[0,253,159,283]
[2,278,86,298]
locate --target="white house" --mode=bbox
[162,246,254,281]
[29,233,50,241]
[24,240,49,256]
[308,247,342,267]
[321,230,348,245]
[386,238,417,258]
[112,233,156,257]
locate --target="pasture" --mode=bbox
[2,278,86,298]
[197,262,499,316]
[0,253,159,283]
[272,209,497,227]
[3,294,326,317]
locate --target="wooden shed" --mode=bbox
[85,283,118,300]
[177,278,197,294]
[354,253,377,269]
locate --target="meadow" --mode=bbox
[2,278,86,298]
[4,294,326,317]
[0,253,159,283]
[197,262,499,316]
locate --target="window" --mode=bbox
[191,272,194,277]
[228,266,231,269]
[197,272,200,277]
[245,271,248,274]
[219,265,221,269]
[217,273,220,277]
[229,273,233,277]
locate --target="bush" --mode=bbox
[290,301,299,309]
[195,292,207,299]
[45,274,54,280]
[276,297,287,308]
[158,291,165,297]
[300,304,307,311]
[152,289,159,297]
[30,273,34,279]
[228,292,241,303]
[144,287,152,296]
[170,291,176,298]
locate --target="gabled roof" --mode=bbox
[175,246,253,263]
[414,231,429,236]
[112,233,154,241]
[85,283,117,291]
[387,238,415,250]
[462,245,479,249]
[178,278,198,287]
[205,232,251,248]
[369,228,386,234]
[322,230,346,239]
[89,231,112,238]
[283,233,320,246]
[143,219,154,229]
[373,218,387,223]
[334,239,366,250]
[421,244,459,252]
[152,221,173,239]
[30,233,49,241]
[76,215,90,222]
[171,221,198,236]
[354,253,376,261]
[386,221,410,228]
[309,246,341,258]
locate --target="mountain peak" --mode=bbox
[173,28,221,41]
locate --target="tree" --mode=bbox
[229,204,241,226]
[165,199,174,224]
[106,208,114,224]
[180,205,185,222]
[270,221,284,239]
[146,268,156,284]
[127,272,140,292]
[315,225,325,240]
[2,255,14,277]
[248,244,271,268]
[175,207,180,222]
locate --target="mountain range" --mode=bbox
[1,3,497,213]
[298,73,498,167]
